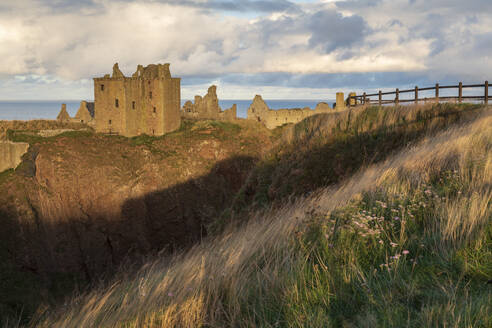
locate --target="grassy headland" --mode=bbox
[22,104,491,327]
[0,119,275,326]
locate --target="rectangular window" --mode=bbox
[109,120,112,125]
[132,101,135,109]
[115,99,119,108]
[101,84,105,91]
[149,92,152,99]
[153,107,156,113]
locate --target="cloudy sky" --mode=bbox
[0,0,491,100]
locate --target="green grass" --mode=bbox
[287,169,490,327]
[7,129,95,144]
[7,130,47,144]
[31,106,491,328]
[229,103,485,214]
[0,105,486,327]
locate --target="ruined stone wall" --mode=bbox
[144,78,161,136]
[57,104,71,122]
[123,78,142,136]
[181,85,237,121]
[218,104,237,121]
[262,108,314,129]
[94,78,126,134]
[73,101,95,126]
[0,141,29,172]
[163,77,181,134]
[247,95,333,129]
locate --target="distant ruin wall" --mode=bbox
[73,101,95,126]
[247,95,334,129]
[181,85,237,121]
[0,141,29,172]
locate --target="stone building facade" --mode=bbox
[182,85,237,121]
[57,104,71,122]
[246,95,334,129]
[74,101,95,125]
[93,63,181,137]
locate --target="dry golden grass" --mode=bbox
[32,107,491,328]
[287,102,481,144]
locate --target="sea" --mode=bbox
[0,99,336,121]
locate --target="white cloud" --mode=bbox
[0,0,490,99]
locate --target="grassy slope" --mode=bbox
[0,119,275,327]
[31,105,491,327]
[228,103,484,217]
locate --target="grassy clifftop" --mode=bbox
[0,119,276,326]
[227,103,485,219]
[0,120,88,141]
[27,104,491,327]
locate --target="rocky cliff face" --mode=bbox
[0,120,273,290]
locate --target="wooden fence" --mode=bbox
[349,81,490,107]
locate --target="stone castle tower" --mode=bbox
[93,63,181,137]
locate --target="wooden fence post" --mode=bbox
[459,82,462,103]
[395,88,399,105]
[415,86,419,104]
[378,90,382,106]
[486,81,489,105]
[363,92,367,105]
[435,83,439,102]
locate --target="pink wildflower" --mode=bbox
[402,250,410,255]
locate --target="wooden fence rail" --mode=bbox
[349,81,490,107]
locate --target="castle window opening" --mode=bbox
[101,84,104,91]
[152,129,155,135]
[132,101,136,109]
[115,99,119,108]
[153,107,156,113]
[109,119,112,125]
[149,91,152,99]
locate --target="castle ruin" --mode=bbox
[93,63,181,137]
[57,63,181,137]
[57,104,71,122]
[74,101,95,125]
[56,62,358,134]
[246,95,333,129]
[181,85,237,121]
